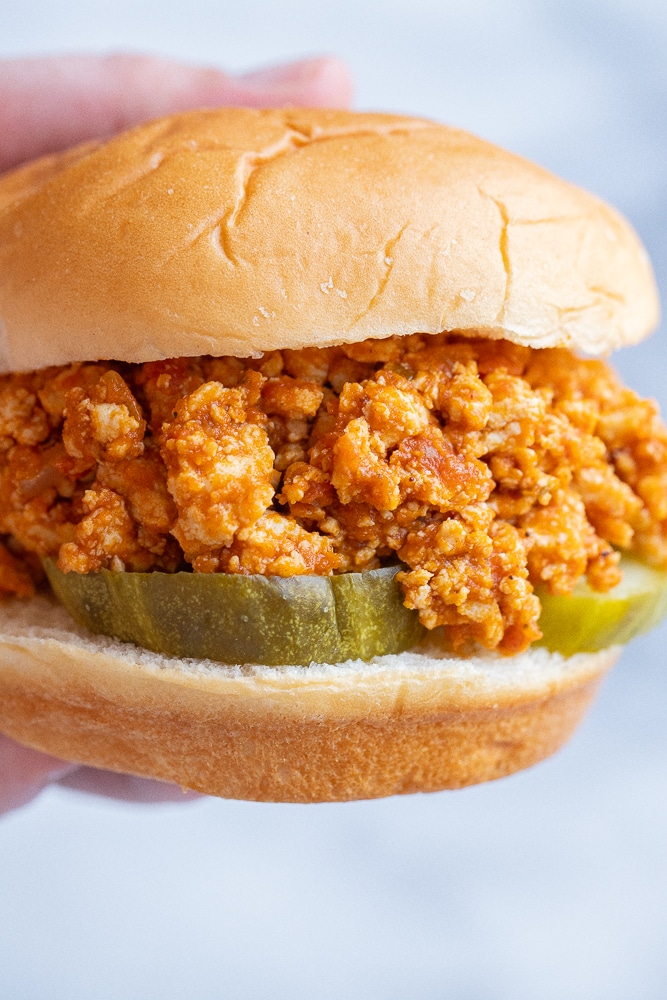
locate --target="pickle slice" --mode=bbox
[43,560,425,666]
[536,557,667,656]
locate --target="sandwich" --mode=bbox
[0,108,664,802]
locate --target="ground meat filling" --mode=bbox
[1,334,667,655]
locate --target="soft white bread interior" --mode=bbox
[0,595,619,802]
[0,108,659,373]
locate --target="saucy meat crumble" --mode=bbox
[1,333,666,655]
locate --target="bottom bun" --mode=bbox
[0,595,620,802]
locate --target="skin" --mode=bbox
[0,51,353,817]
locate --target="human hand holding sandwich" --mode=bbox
[0,51,353,816]
[0,53,662,817]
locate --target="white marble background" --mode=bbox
[1,2,667,997]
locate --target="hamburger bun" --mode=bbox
[0,594,619,801]
[0,109,658,372]
[0,109,658,801]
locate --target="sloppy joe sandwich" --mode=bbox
[0,108,665,801]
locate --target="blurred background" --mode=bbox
[1,1,667,997]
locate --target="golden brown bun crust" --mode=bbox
[0,109,658,373]
[0,596,618,801]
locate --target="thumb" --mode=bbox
[0,53,354,173]
[0,734,79,816]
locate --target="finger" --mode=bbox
[236,55,353,108]
[58,767,201,804]
[0,734,79,816]
[0,53,354,173]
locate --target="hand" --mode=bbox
[0,734,201,814]
[0,51,353,816]
[0,52,353,173]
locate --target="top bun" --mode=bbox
[0,108,659,373]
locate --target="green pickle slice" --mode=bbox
[43,554,667,666]
[535,556,667,656]
[43,560,425,666]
